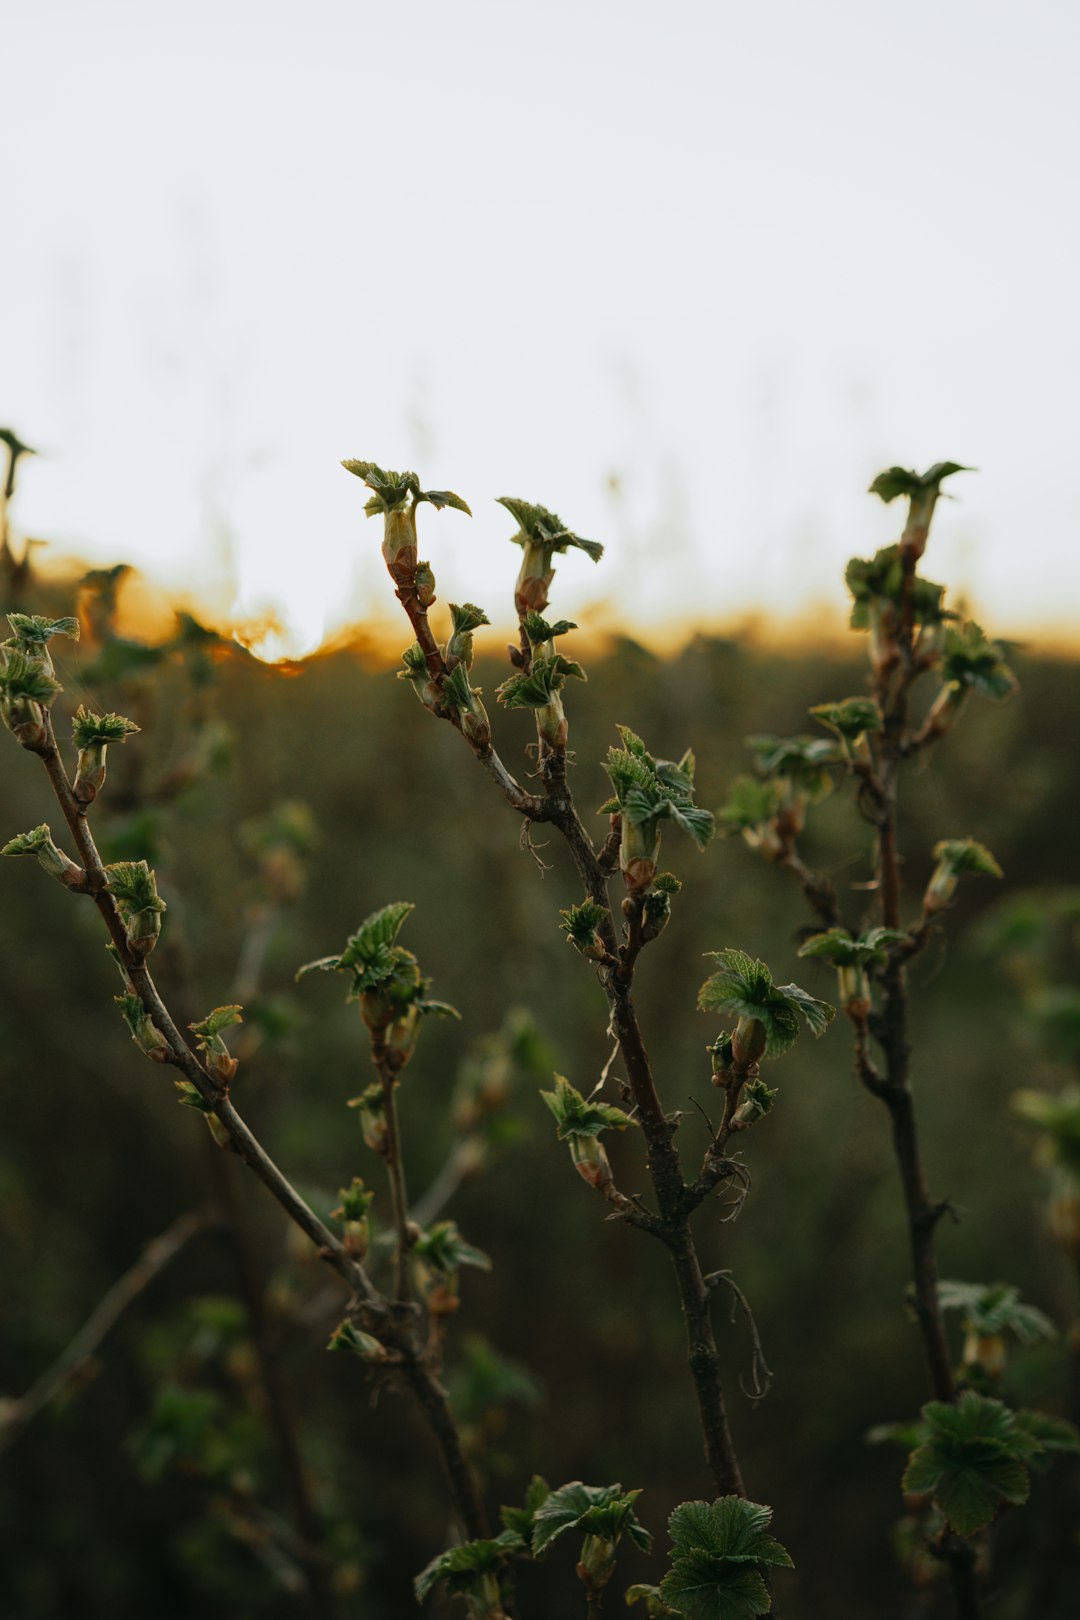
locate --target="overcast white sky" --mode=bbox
[3,0,1078,655]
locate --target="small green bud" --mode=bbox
[569,1132,614,1192]
[446,602,490,671]
[641,889,671,942]
[414,560,436,608]
[333,1178,375,1259]
[70,705,140,803]
[559,901,609,960]
[116,993,171,1063]
[0,649,61,750]
[348,1082,390,1155]
[578,1533,618,1590]
[708,1031,735,1084]
[2,824,84,889]
[188,1005,243,1084]
[328,1319,390,1361]
[732,1014,767,1069]
[442,662,491,748]
[924,838,1003,913]
[175,1079,231,1147]
[731,1078,778,1128]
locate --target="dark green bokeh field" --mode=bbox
[1,575,1078,1618]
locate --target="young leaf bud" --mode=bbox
[116,993,171,1063]
[731,1078,778,1128]
[2,824,84,889]
[71,706,140,803]
[708,1031,735,1085]
[578,1534,618,1590]
[327,1320,390,1362]
[569,1132,614,1192]
[414,560,436,608]
[732,1014,767,1070]
[189,1005,244,1085]
[332,1177,375,1260]
[349,1083,390,1155]
[641,889,671,942]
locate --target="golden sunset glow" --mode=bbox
[3,1,1078,660]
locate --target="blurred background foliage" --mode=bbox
[1,562,1078,1619]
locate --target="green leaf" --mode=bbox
[809,697,884,739]
[797,927,908,968]
[1012,1409,1080,1465]
[560,901,608,952]
[868,462,969,503]
[523,612,578,645]
[418,488,472,515]
[660,1555,771,1620]
[104,860,165,914]
[717,777,783,835]
[938,1280,1056,1344]
[189,1005,244,1041]
[933,838,1003,879]
[71,705,141,748]
[539,1074,637,1140]
[496,496,604,563]
[496,654,585,711]
[6,612,80,645]
[499,1475,552,1550]
[2,823,54,858]
[449,602,490,636]
[297,902,417,990]
[698,953,833,1056]
[0,649,61,702]
[414,1537,510,1603]
[341,461,419,512]
[625,1585,682,1616]
[668,1498,791,1566]
[932,1450,1029,1537]
[531,1481,647,1557]
[413,1219,492,1274]
[940,621,1017,701]
[903,1392,1033,1535]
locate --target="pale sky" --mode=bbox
[3,0,1078,656]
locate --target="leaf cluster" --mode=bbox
[342,460,471,517]
[657,1497,793,1620]
[940,621,1017,700]
[104,860,166,915]
[797,927,908,969]
[938,1280,1055,1345]
[601,727,714,850]
[845,546,949,629]
[698,949,834,1057]
[901,1392,1049,1537]
[297,903,456,1019]
[868,462,969,504]
[497,652,586,711]
[71,705,141,747]
[413,1220,491,1275]
[808,696,883,741]
[496,497,603,563]
[539,1074,637,1140]
[932,838,1003,879]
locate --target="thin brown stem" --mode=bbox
[371,1045,415,1304]
[0,1211,205,1455]
[863,559,980,1619]
[24,704,492,1553]
[382,555,750,1498]
[38,728,384,1311]
[401,1360,490,1540]
[207,1150,336,1618]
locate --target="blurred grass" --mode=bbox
[1,603,1078,1618]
